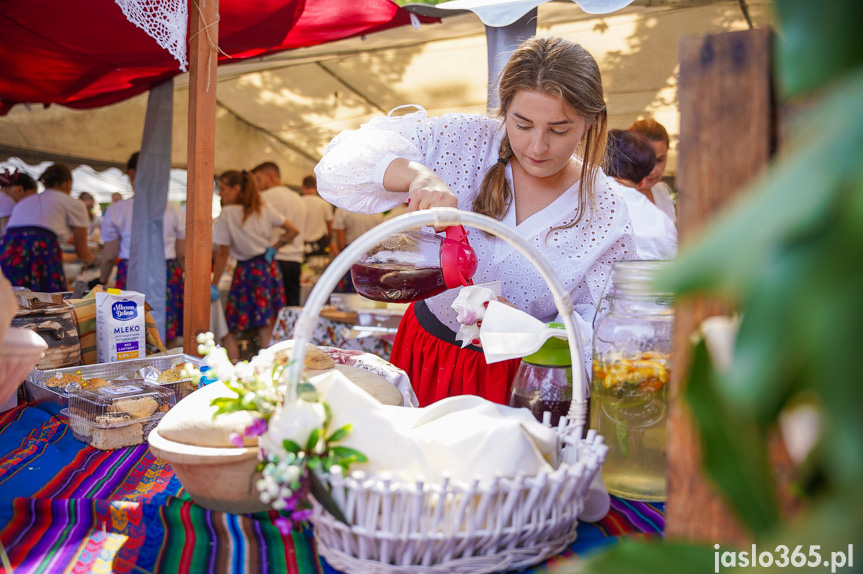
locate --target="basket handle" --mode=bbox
[285,208,588,434]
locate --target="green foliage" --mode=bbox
[684,340,779,537]
[556,1,863,571]
[773,0,863,98]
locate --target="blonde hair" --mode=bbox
[473,37,608,228]
[220,170,262,223]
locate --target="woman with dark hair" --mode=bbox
[213,169,300,361]
[628,118,676,223]
[0,163,96,291]
[315,36,635,406]
[0,169,38,236]
[606,129,676,260]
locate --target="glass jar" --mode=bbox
[591,260,674,501]
[508,324,572,428]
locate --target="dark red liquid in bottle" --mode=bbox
[509,392,572,428]
[351,263,448,303]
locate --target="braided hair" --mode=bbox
[473,37,608,230]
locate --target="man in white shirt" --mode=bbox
[299,175,336,258]
[252,162,307,306]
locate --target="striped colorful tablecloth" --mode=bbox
[0,403,664,573]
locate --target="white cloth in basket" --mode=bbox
[311,370,560,484]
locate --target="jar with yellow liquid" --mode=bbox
[591,260,673,501]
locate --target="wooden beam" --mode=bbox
[665,27,773,544]
[183,0,219,355]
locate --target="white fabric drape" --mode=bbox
[128,79,172,340]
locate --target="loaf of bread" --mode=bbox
[271,343,335,371]
[156,382,259,448]
[90,423,143,450]
[307,364,403,406]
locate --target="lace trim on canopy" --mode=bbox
[115,0,188,71]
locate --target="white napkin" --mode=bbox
[450,282,501,348]
[310,370,559,484]
[479,301,568,364]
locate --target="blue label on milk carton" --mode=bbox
[116,341,139,353]
[111,301,138,321]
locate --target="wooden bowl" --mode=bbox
[147,427,269,514]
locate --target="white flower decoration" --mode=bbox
[261,400,326,458]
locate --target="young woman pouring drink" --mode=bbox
[315,37,635,407]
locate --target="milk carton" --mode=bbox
[96,289,146,363]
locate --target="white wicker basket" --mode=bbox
[312,429,606,573]
[287,209,609,574]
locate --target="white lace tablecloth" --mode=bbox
[270,306,396,361]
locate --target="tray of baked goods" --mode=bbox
[62,380,175,450]
[25,355,200,414]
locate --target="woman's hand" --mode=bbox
[384,159,457,212]
[405,168,458,212]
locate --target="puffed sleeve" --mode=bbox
[315,107,500,214]
[212,211,231,246]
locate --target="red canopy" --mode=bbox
[0,0,437,114]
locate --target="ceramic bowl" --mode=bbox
[0,327,48,404]
[147,428,269,514]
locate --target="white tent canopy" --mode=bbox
[0,1,772,189]
[0,156,191,205]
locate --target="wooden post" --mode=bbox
[183,0,219,355]
[665,28,774,544]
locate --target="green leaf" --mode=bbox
[773,0,863,99]
[305,428,320,452]
[326,424,352,444]
[282,439,302,455]
[210,396,244,416]
[308,470,350,525]
[656,69,863,298]
[685,340,779,537]
[557,540,713,574]
[297,382,319,402]
[330,446,368,464]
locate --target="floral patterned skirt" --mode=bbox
[114,258,128,290]
[165,258,184,341]
[0,226,66,292]
[225,254,286,332]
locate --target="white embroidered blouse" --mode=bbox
[315,107,635,368]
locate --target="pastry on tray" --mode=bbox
[157,364,188,383]
[83,377,111,389]
[44,372,84,389]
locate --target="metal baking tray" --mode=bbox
[25,354,201,415]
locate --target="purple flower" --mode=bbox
[244,417,268,438]
[293,509,313,522]
[228,432,244,448]
[274,516,293,535]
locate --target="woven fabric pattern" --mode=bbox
[0,403,663,573]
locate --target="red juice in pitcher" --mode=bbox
[509,391,572,428]
[351,262,448,303]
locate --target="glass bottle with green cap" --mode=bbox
[508,323,574,428]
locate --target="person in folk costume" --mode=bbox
[315,36,635,407]
[0,163,97,292]
[251,162,307,307]
[212,170,300,362]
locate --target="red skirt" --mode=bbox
[390,301,521,407]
